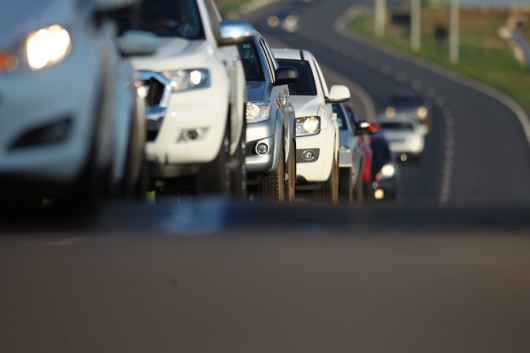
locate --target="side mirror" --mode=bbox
[119,30,158,56]
[218,20,255,47]
[274,66,298,86]
[327,85,350,103]
[356,120,371,133]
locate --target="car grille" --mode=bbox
[138,71,171,143]
[144,77,165,106]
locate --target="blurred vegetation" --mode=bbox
[349,5,530,111]
[214,0,251,14]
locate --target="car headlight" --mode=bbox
[376,163,395,180]
[0,25,71,73]
[246,102,271,123]
[161,69,210,92]
[385,106,396,118]
[295,116,321,137]
[417,106,428,119]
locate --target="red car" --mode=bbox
[343,104,379,200]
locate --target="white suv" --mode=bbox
[117,0,251,196]
[0,0,152,209]
[273,49,350,203]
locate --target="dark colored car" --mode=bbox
[370,133,400,202]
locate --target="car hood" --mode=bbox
[246,81,267,103]
[0,0,73,49]
[290,96,321,118]
[129,38,210,72]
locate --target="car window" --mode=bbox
[312,57,329,97]
[379,122,414,130]
[113,0,205,40]
[276,59,317,96]
[332,104,348,130]
[237,43,265,81]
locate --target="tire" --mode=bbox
[230,119,247,199]
[284,138,296,202]
[316,157,339,204]
[352,172,364,205]
[363,180,374,204]
[120,115,147,198]
[256,145,285,202]
[195,120,231,196]
[338,167,353,204]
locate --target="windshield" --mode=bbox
[379,122,414,130]
[237,43,265,81]
[114,0,205,39]
[276,59,317,96]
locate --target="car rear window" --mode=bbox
[238,43,265,81]
[380,122,414,130]
[276,59,317,96]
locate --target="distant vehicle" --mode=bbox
[116,0,253,197]
[332,103,368,204]
[0,0,152,210]
[237,32,298,202]
[343,103,375,201]
[382,88,430,134]
[267,10,300,33]
[273,49,350,203]
[370,134,400,202]
[378,118,425,163]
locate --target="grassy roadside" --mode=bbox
[349,6,530,112]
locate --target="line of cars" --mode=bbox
[0,0,426,209]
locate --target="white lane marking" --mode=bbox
[440,114,456,205]
[395,72,408,83]
[333,4,530,149]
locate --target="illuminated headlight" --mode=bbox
[0,25,71,73]
[375,163,395,180]
[385,106,396,118]
[409,134,422,151]
[295,116,321,137]
[246,102,271,123]
[268,16,280,27]
[417,106,428,119]
[339,145,351,153]
[161,69,210,92]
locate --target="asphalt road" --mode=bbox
[2,2,530,352]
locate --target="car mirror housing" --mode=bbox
[119,30,158,56]
[218,20,255,47]
[274,66,298,86]
[327,85,350,103]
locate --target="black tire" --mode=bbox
[256,145,285,202]
[195,121,231,196]
[230,120,247,199]
[316,157,339,204]
[352,173,364,205]
[363,180,374,204]
[338,167,353,204]
[284,139,296,202]
[120,116,147,198]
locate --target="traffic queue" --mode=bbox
[0,0,429,210]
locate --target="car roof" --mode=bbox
[271,48,313,61]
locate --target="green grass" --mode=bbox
[214,0,253,14]
[349,7,530,112]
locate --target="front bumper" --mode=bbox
[245,118,281,174]
[295,128,331,183]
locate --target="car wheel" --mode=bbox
[120,114,147,198]
[317,157,339,204]
[195,121,231,196]
[284,138,296,202]
[256,144,285,202]
[338,167,353,204]
[230,120,247,199]
[363,180,373,204]
[352,173,364,205]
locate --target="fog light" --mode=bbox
[187,129,199,140]
[374,189,385,200]
[400,154,408,162]
[302,150,315,161]
[256,143,269,155]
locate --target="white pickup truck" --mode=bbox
[116,0,252,197]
